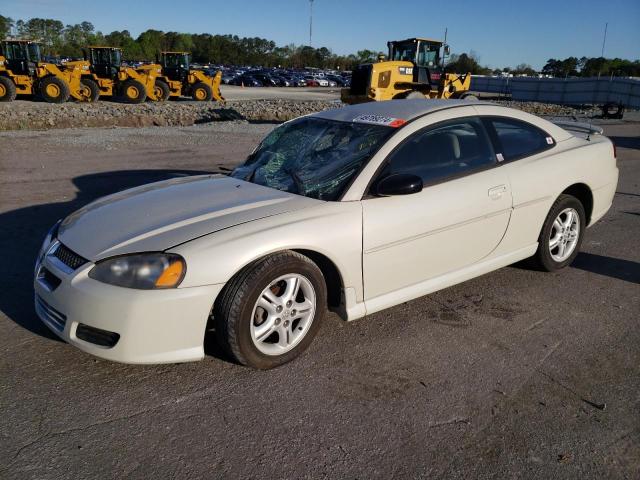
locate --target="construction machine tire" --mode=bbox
[0,76,17,102]
[153,80,170,102]
[192,82,213,101]
[405,91,426,99]
[40,76,70,103]
[460,93,479,101]
[120,79,147,104]
[79,78,100,102]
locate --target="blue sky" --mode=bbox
[3,0,639,69]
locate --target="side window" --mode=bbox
[490,118,553,160]
[380,117,495,186]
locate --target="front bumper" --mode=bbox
[34,246,223,364]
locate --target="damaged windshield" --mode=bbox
[231,117,393,200]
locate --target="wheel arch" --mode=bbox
[213,247,346,311]
[561,183,593,225]
[292,249,344,309]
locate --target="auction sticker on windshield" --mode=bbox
[353,115,407,128]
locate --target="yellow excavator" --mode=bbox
[156,51,224,102]
[72,46,166,103]
[341,37,475,104]
[0,40,95,103]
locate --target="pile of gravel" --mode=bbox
[0,99,341,131]
[0,97,590,131]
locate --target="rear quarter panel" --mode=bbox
[494,134,618,256]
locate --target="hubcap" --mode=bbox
[250,273,316,355]
[0,84,6,96]
[549,207,580,262]
[195,88,206,100]
[46,83,60,97]
[127,86,139,98]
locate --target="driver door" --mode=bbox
[362,116,512,303]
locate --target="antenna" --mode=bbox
[309,0,314,47]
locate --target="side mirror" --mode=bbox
[375,173,423,196]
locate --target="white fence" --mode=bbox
[470,76,640,108]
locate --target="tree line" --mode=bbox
[1,14,638,76]
[0,15,382,70]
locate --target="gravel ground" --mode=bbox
[0,117,638,479]
[0,85,593,132]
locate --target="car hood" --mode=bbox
[58,175,319,261]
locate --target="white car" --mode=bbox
[34,100,618,369]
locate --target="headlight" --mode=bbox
[89,253,186,289]
[35,220,61,272]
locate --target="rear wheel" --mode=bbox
[191,82,212,101]
[213,251,326,369]
[0,76,17,102]
[461,93,479,101]
[120,79,146,104]
[531,194,585,271]
[40,76,70,103]
[79,78,100,102]
[153,80,170,102]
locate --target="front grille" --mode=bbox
[35,294,67,332]
[53,243,87,270]
[76,324,120,348]
[350,64,372,96]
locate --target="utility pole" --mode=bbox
[600,22,608,58]
[309,0,314,47]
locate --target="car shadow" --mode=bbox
[610,136,640,151]
[0,169,215,343]
[572,252,640,284]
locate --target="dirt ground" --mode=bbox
[0,118,638,479]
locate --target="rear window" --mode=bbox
[488,118,554,161]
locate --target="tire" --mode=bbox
[191,82,212,101]
[153,80,170,102]
[0,76,17,102]
[405,91,425,99]
[461,93,479,101]
[79,78,100,102]
[120,79,146,104]
[213,251,327,369]
[39,76,70,103]
[530,194,586,271]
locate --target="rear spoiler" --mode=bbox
[552,121,603,136]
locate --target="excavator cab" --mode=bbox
[1,40,41,75]
[85,47,122,79]
[388,38,445,86]
[160,52,190,83]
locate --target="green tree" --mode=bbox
[0,14,13,39]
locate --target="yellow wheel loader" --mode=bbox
[0,40,96,103]
[74,47,166,103]
[156,51,224,102]
[341,37,474,104]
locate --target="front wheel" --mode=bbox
[213,251,326,369]
[40,76,70,103]
[191,82,212,101]
[120,79,147,104]
[531,194,585,271]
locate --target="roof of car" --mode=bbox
[313,99,486,124]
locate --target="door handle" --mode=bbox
[488,184,507,199]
